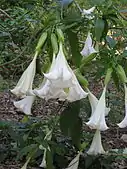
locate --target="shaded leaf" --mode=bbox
[66,30,82,67]
[95,18,105,41]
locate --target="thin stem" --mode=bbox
[0,8,13,20]
[74,1,83,13]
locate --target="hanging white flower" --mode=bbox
[34,53,67,100]
[34,79,67,101]
[87,88,110,116]
[118,84,127,128]
[11,53,37,97]
[14,96,35,115]
[40,148,47,168]
[34,45,88,101]
[66,69,88,101]
[87,130,106,155]
[86,87,109,131]
[82,7,95,15]
[44,43,73,88]
[80,32,97,57]
[82,7,95,20]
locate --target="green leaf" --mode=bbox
[70,117,82,147]
[90,0,105,5]
[112,70,119,90]
[17,144,37,160]
[46,147,54,169]
[60,101,82,148]
[0,120,11,129]
[95,18,105,41]
[66,30,82,67]
[106,36,117,48]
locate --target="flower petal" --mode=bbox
[11,55,37,97]
[14,96,35,115]
[44,43,73,88]
[86,87,108,131]
[40,149,47,168]
[87,88,110,117]
[80,33,97,57]
[82,7,95,15]
[67,70,88,101]
[87,130,105,155]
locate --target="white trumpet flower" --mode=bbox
[87,89,110,116]
[86,87,109,131]
[82,7,95,20]
[80,32,97,57]
[34,46,88,101]
[66,69,88,101]
[118,84,127,128]
[82,7,95,15]
[14,96,35,115]
[11,53,37,97]
[34,80,67,100]
[40,148,47,168]
[44,43,73,88]
[87,130,106,155]
[34,54,67,100]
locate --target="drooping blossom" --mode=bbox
[82,7,95,19]
[87,130,105,155]
[34,53,67,100]
[80,33,97,57]
[34,43,88,101]
[87,88,110,116]
[40,148,47,168]
[11,53,37,97]
[14,96,35,115]
[86,87,109,131]
[66,68,88,101]
[44,43,73,88]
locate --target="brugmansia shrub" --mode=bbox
[9,0,127,168]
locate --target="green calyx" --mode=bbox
[56,28,64,43]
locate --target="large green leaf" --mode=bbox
[60,101,82,148]
[66,30,82,67]
[95,18,105,42]
[46,147,55,169]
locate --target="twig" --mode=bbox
[0,8,13,20]
[74,1,83,13]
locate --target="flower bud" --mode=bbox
[56,28,64,42]
[116,65,127,83]
[51,33,58,54]
[36,32,47,52]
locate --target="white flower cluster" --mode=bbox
[11,29,127,160]
[11,42,88,115]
